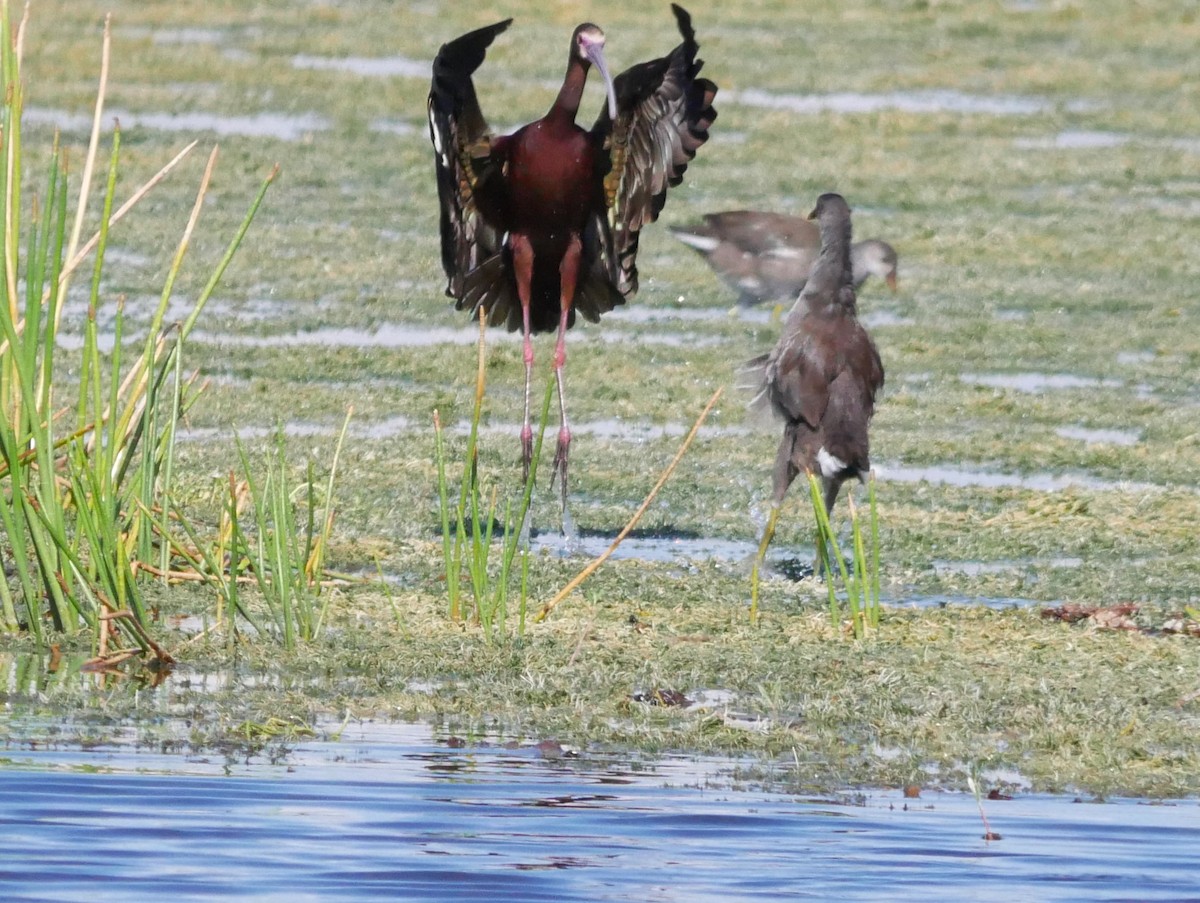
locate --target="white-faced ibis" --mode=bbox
[744,194,885,570]
[428,5,717,509]
[671,210,898,309]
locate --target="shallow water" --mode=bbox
[368,117,420,136]
[959,372,1124,393]
[1014,130,1200,153]
[530,529,765,568]
[1,720,1196,902]
[1015,129,1128,149]
[726,88,1093,117]
[292,53,428,79]
[23,106,329,141]
[932,556,1083,577]
[179,416,750,444]
[1055,425,1142,447]
[189,322,723,349]
[879,462,1162,495]
[521,532,1061,607]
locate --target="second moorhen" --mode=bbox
[672,209,898,308]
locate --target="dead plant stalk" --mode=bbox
[535,386,724,622]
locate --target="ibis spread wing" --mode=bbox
[427,19,512,301]
[591,4,717,299]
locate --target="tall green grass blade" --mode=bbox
[495,376,553,635]
[215,423,347,648]
[36,140,68,413]
[868,475,880,627]
[0,458,37,634]
[849,494,866,635]
[806,473,882,639]
[806,473,838,624]
[433,410,461,619]
[0,1,278,656]
[433,319,555,637]
[181,163,279,341]
[750,504,780,625]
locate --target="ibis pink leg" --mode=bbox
[512,235,536,483]
[551,235,582,512]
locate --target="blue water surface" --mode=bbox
[1,721,1197,902]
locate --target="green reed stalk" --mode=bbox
[457,317,488,620]
[460,379,552,637]
[495,379,552,635]
[473,377,552,636]
[806,474,841,625]
[807,473,881,639]
[469,486,500,629]
[433,410,460,619]
[234,436,295,646]
[0,0,275,657]
[434,310,553,638]
[868,475,881,627]
[306,408,351,596]
[750,504,780,625]
[220,415,348,648]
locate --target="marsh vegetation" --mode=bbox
[2,0,1199,798]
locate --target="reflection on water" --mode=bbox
[179,416,748,444]
[1014,130,1200,154]
[54,295,293,352]
[932,556,1083,577]
[859,310,916,328]
[60,319,725,354]
[891,592,1054,610]
[611,305,912,328]
[369,118,420,136]
[0,718,1196,902]
[530,529,765,567]
[1014,129,1130,149]
[149,28,228,45]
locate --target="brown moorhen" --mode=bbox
[744,193,885,572]
[671,209,897,308]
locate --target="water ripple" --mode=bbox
[0,722,1196,902]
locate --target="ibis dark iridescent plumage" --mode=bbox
[744,194,885,570]
[428,5,717,508]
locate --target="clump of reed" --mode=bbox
[433,316,724,635]
[809,473,881,639]
[0,4,284,659]
[158,415,351,650]
[750,472,880,638]
[433,317,549,638]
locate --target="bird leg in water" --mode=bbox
[551,234,582,515]
[512,235,536,483]
[749,502,782,621]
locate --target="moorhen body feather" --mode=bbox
[672,210,898,308]
[746,193,885,572]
